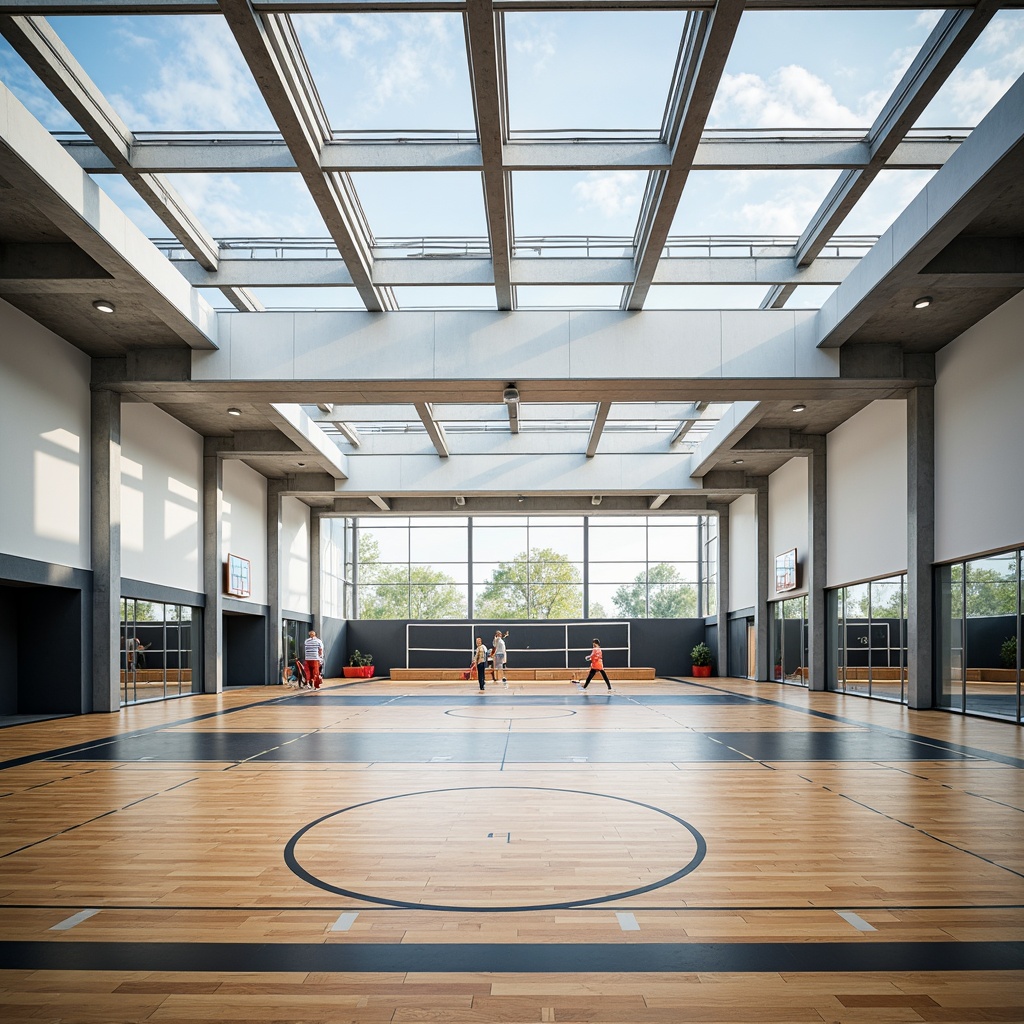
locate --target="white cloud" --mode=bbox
[571,171,645,219]
[710,66,870,129]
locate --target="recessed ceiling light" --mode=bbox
[92,299,115,314]
[591,495,603,506]
[733,459,744,465]
[296,462,305,467]
[791,404,807,413]
[517,495,526,503]
[227,407,242,417]
[913,296,932,309]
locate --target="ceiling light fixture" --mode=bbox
[227,407,242,417]
[517,495,525,503]
[733,459,744,465]
[454,495,466,506]
[591,495,603,506]
[92,299,115,314]
[296,462,305,467]
[913,296,932,309]
[791,404,807,413]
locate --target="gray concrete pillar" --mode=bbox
[202,445,223,693]
[712,504,730,678]
[907,387,935,709]
[754,479,770,681]
[309,511,321,631]
[807,437,827,691]
[90,388,121,713]
[266,480,284,686]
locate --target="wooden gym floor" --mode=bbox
[1,675,1022,1023]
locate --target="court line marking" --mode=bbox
[836,910,876,932]
[616,912,640,931]
[50,909,100,931]
[331,912,359,932]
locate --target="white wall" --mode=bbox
[222,461,268,605]
[120,404,203,593]
[281,496,310,614]
[827,400,907,587]
[935,291,1024,562]
[728,493,756,611]
[0,299,91,570]
[768,457,808,598]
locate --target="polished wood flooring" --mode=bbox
[1,675,1022,1022]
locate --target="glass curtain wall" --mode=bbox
[120,599,198,705]
[353,514,707,620]
[769,597,808,686]
[830,575,907,702]
[322,517,356,619]
[938,548,1021,722]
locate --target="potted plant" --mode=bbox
[344,649,374,678]
[1001,636,1018,669]
[690,642,713,678]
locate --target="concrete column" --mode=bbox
[202,445,223,693]
[309,511,321,630]
[907,387,935,709]
[754,478,770,681]
[712,504,730,678]
[266,479,284,686]
[90,388,121,713]
[807,436,827,691]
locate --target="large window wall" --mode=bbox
[120,599,199,705]
[938,548,1022,722]
[353,515,712,620]
[322,517,356,619]
[830,575,908,703]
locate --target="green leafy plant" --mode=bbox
[348,649,373,667]
[1001,636,1018,669]
[690,642,712,667]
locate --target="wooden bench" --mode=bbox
[389,667,656,682]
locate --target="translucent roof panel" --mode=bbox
[505,10,688,132]
[787,286,840,310]
[913,10,1024,130]
[707,9,942,129]
[391,287,497,310]
[163,173,325,238]
[353,172,488,238]
[516,286,624,310]
[248,287,363,311]
[669,170,840,236]
[645,286,772,310]
[512,171,648,238]
[0,37,83,131]
[834,169,936,236]
[292,13,475,132]
[49,16,275,131]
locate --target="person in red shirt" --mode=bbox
[582,638,611,690]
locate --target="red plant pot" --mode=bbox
[361,665,374,678]
[343,666,363,678]
[692,664,712,677]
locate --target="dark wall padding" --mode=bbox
[223,612,267,686]
[345,618,705,677]
[728,616,750,678]
[320,616,348,677]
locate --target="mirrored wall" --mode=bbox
[120,599,199,705]
[830,575,908,703]
[937,548,1021,722]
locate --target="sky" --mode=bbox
[1,6,1022,311]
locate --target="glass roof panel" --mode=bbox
[292,13,475,132]
[512,171,647,238]
[669,170,840,236]
[248,287,363,310]
[516,286,624,309]
[391,286,497,310]
[913,10,1024,130]
[353,172,487,238]
[163,173,324,238]
[708,9,942,129]
[49,15,275,131]
[834,169,936,236]
[0,37,83,131]
[505,10,688,132]
[645,286,780,311]
[787,286,839,309]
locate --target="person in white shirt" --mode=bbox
[303,630,324,689]
[490,630,509,686]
